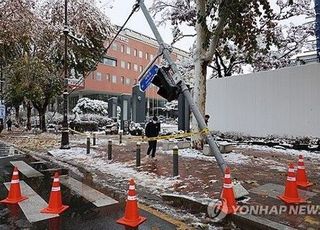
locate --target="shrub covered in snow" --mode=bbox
[46,112,63,124]
[74,113,111,127]
[72,97,108,116]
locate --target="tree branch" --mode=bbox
[171,33,196,46]
[204,0,230,62]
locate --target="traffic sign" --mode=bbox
[139,64,159,92]
[0,104,5,119]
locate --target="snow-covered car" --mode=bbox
[105,118,119,135]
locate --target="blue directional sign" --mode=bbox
[139,64,159,92]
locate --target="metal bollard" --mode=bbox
[86,133,90,154]
[136,142,141,167]
[119,130,123,144]
[93,133,96,146]
[108,140,112,160]
[173,145,179,177]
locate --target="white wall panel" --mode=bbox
[206,63,320,138]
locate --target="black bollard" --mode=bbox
[93,133,96,146]
[136,142,141,167]
[173,145,179,177]
[108,140,112,160]
[86,133,90,154]
[119,130,123,144]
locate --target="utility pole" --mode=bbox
[0,40,4,127]
[137,0,227,173]
[315,0,320,61]
[0,40,3,103]
[61,0,70,149]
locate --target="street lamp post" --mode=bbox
[0,40,3,103]
[0,40,4,127]
[60,0,70,149]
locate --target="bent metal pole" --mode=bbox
[137,0,227,173]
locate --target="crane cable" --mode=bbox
[68,2,140,95]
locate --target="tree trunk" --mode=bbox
[26,102,32,131]
[37,108,47,132]
[191,0,208,149]
[14,105,20,127]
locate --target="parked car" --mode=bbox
[105,118,119,135]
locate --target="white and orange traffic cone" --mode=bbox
[278,163,305,204]
[219,167,238,214]
[296,155,313,188]
[41,172,69,214]
[117,179,146,228]
[0,166,28,204]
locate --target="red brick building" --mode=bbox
[69,28,189,113]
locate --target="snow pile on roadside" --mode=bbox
[49,148,179,194]
[238,144,320,159]
[162,148,251,165]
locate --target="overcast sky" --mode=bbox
[103,0,194,51]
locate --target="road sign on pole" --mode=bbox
[139,64,159,92]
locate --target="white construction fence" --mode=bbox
[206,63,320,138]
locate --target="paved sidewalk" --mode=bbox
[1,131,320,229]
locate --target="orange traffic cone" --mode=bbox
[41,172,69,214]
[219,167,238,214]
[278,163,305,204]
[0,167,28,204]
[117,179,146,228]
[296,155,313,188]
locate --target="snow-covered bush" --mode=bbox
[75,113,111,127]
[46,112,63,124]
[72,97,108,116]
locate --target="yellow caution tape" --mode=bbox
[143,127,212,141]
[68,128,104,136]
[68,127,211,142]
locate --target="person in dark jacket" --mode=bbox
[145,116,160,158]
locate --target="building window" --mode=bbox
[121,60,126,68]
[139,65,143,73]
[150,54,154,60]
[96,72,102,81]
[138,50,143,58]
[112,43,117,51]
[106,73,110,81]
[127,62,131,70]
[103,57,117,67]
[133,79,137,85]
[112,75,117,83]
[133,64,138,71]
[121,76,125,84]
[120,44,124,53]
[126,47,130,55]
[125,78,131,85]
[133,49,137,56]
[145,52,149,60]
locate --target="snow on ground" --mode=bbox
[161,148,251,165]
[238,144,320,159]
[255,158,287,172]
[49,148,179,195]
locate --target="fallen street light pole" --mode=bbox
[137,0,227,174]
